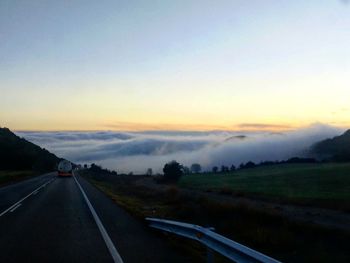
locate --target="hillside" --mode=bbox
[0,127,60,172]
[312,130,350,161]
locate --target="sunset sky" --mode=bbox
[1,0,349,131]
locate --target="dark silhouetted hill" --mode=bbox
[312,130,350,161]
[0,127,60,172]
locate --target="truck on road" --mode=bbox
[57,160,73,177]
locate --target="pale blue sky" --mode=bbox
[1,1,349,130]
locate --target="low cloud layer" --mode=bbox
[16,124,344,174]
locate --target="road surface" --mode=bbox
[0,173,189,263]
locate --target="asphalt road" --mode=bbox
[0,173,189,263]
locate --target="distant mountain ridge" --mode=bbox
[0,127,60,172]
[312,130,350,161]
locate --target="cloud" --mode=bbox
[237,123,293,130]
[104,121,230,131]
[16,124,344,174]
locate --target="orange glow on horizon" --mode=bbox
[7,121,310,133]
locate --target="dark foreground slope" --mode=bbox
[0,127,59,172]
[312,130,350,161]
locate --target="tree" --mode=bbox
[163,160,183,182]
[190,163,202,173]
[240,161,256,169]
[146,168,153,176]
[221,165,229,173]
[182,166,190,174]
[90,163,103,172]
[245,161,256,169]
[212,166,218,173]
[230,165,236,172]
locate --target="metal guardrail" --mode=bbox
[146,218,281,263]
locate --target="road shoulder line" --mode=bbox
[10,203,22,212]
[73,175,124,263]
[0,177,55,217]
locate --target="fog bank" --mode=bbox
[16,124,344,174]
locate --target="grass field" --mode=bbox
[0,170,36,185]
[179,163,350,206]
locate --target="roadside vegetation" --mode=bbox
[80,166,350,263]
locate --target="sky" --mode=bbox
[1,0,350,131]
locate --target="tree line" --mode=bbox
[85,156,317,183]
[160,157,317,182]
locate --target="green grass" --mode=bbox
[0,170,36,185]
[179,163,350,205]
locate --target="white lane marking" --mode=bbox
[0,177,55,217]
[32,190,38,195]
[10,203,22,212]
[73,175,124,263]
[0,172,56,193]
